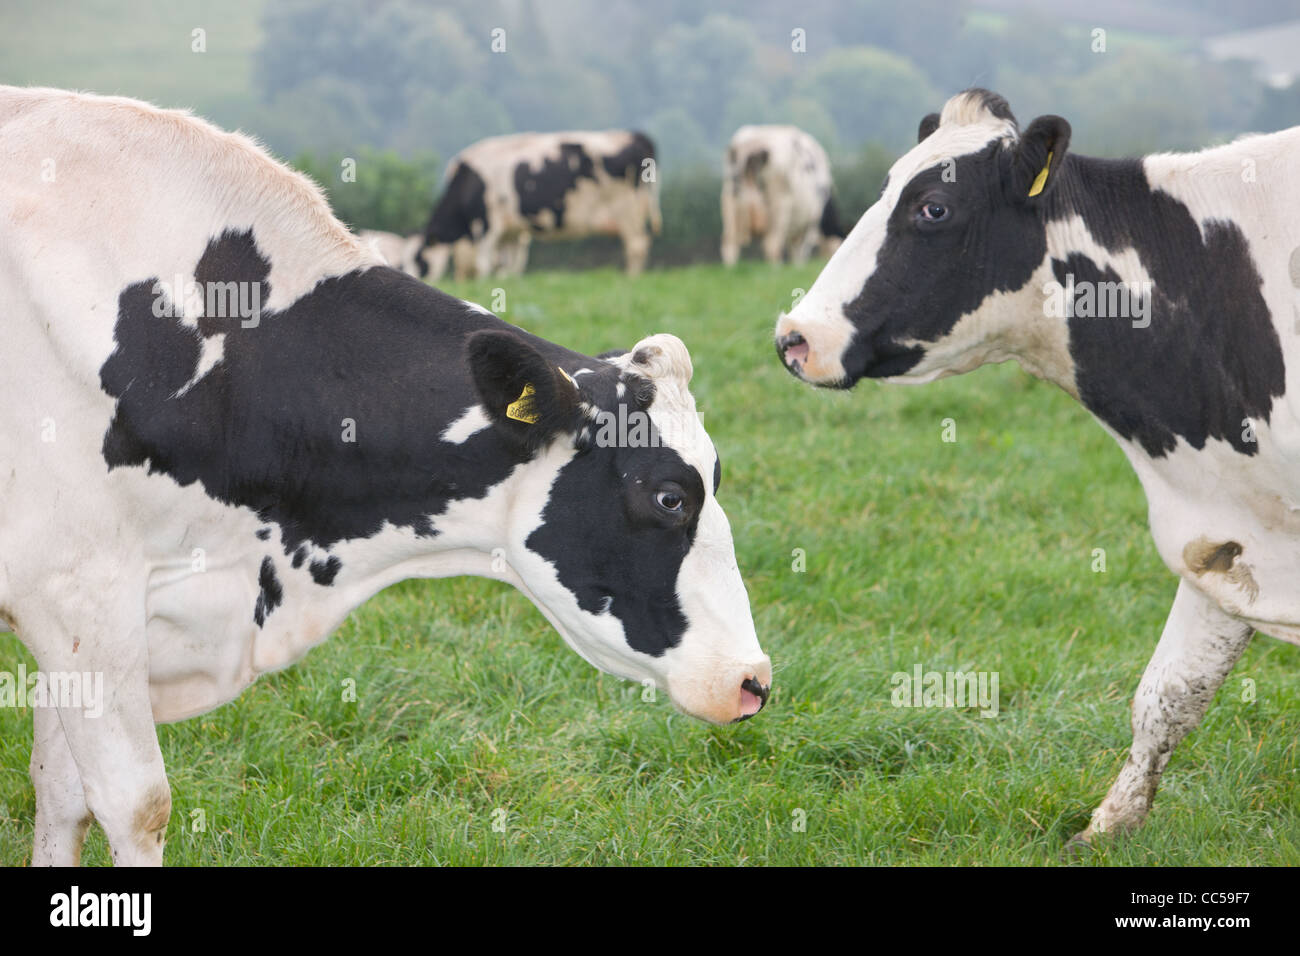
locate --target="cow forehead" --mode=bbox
[645,383,714,477]
[880,119,1015,213]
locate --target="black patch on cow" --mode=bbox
[1046,157,1285,457]
[601,132,655,188]
[291,546,308,569]
[524,441,702,657]
[422,163,489,249]
[819,196,846,239]
[515,143,596,231]
[100,230,548,559]
[969,89,1017,126]
[253,556,282,627]
[309,556,342,586]
[743,149,769,181]
[712,451,721,494]
[255,527,271,540]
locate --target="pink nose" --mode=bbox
[736,676,770,720]
[776,331,809,374]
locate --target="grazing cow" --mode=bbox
[356,229,425,277]
[418,131,662,281]
[721,125,845,267]
[775,88,1300,846]
[0,87,769,866]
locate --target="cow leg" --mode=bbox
[621,229,649,277]
[1071,579,1253,846]
[476,234,500,279]
[788,227,817,266]
[721,189,741,267]
[507,234,531,276]
[762,205,790,265]
[29,601,171,866]
[30,704,93,866]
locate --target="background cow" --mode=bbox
[356,229,425,277]
[0,87,769,865]
[776,88,1300,847]
[418,131,662,281]
[721,125,845,267]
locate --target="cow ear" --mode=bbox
[467,330,580,451]
[917,113,940,143]
[1010,115,1071,202]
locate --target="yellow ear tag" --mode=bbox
[506,382,540,424]
[1027,150,1053,198]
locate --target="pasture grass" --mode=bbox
[2,262,1297,865]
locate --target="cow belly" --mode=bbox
[145,567,261,722]
[1145,480,1300,645]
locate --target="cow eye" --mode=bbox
[655,489,684,513]
[918,202,949,222]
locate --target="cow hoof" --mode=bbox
[1062,829,1095,861]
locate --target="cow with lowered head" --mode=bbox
[776,88,1300,847]
[0,87,769,865]
[721,125,845,267]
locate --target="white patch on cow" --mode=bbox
[440,404,491,444]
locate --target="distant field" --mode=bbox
[0,0,263,122]
[1,262,1296,865]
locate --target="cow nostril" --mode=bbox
[777,331,805,353]
[776,332,809,371]
[741,676,770,704]
[739,676,770,719]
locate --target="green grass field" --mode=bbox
[2,262,1297,865]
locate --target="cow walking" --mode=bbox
[775,88,1300,846]
[418,131,662,281]
[0,88,768,866]
[722,125,845,267]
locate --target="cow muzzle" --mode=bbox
[667,656,773,725]
[774,311,852,387]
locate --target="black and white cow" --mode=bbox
[775,88,1300,846]
[418,131,662,281]
[0,87,769,866]
[722,125,845,267]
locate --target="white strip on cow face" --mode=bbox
[776,110,1016,386]
[636,346,769,723]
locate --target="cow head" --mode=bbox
[775,89,1070,387]
[467,330,771,724]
